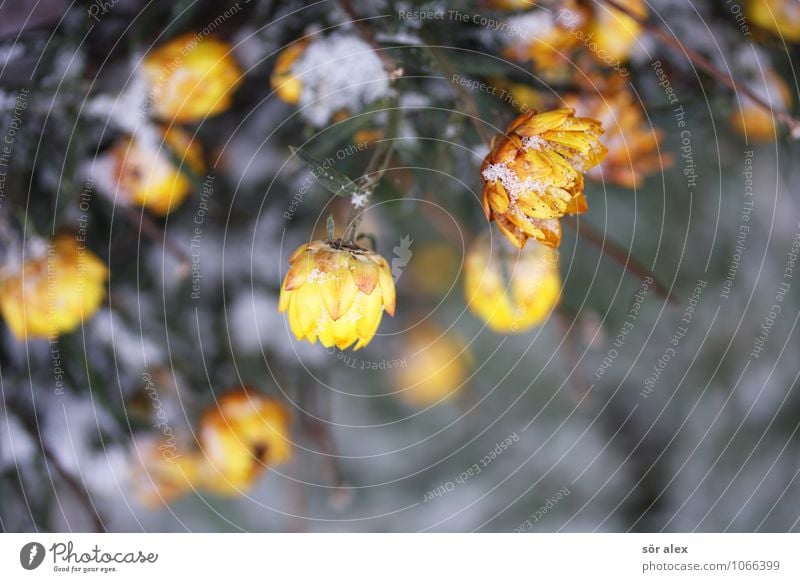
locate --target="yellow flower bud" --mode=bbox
[143,34,243,123]
[394,324,471,406]
[110,126,204,215]
[279,240,396,350]
[747,0,800,41]
[0,236,108,340]
[270,39,310,105]
[464,233,560,333]
[480,109,606,248]
[197,390,292,496]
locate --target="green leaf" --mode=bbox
[289,146,359,197]
[326,214,335,241]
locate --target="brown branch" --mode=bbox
[596,0,800,138]
[563,215,673,303]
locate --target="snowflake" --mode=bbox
[522,136,547,151]
[351,192,369,208]
[307,268,328,283]
[482,163,550,202]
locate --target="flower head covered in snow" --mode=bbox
[480,109,606,248]
[288,33,391,127]
[279,239,396,351]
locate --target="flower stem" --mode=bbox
[341,106,399,246]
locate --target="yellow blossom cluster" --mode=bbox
[132,390,293,505]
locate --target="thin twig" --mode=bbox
[596,0,800,138]
[342,106,399,244]
[563,215,673,303]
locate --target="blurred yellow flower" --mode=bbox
[131,439,200,507]
[747,0,800,41]
[565,85,672,188]
[730,69,792,141]
[197,390,292,496]
[110,126,205,216]
[584,0,647,63]
[0,236,108,340]
[143,33,243,123]
[464,232,560,333]
[394,323,471,407]
[280,240,396,350]
[270,39,310,104]
[503,7,586,81]
[480,109,606,248]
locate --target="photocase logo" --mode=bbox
[19,542,46,570]
[391,235,413,282]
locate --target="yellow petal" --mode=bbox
[377,261,396,316]
[350,256,379,294]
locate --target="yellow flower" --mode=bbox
[480,109,606,248]
[130,439,200,507]
[270,39,310,105]
[143,33,243,123]
[584,0,647,63]
[503,7,587,81]
[730,69,792,141]
[0,235,108,340]
[747,0,800,41]
[464,232,560,333]
[279,240,396,350]
[110,126,205,215]
[394,324,471,406]
[197,390,292,496]
[565,84,672,188]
